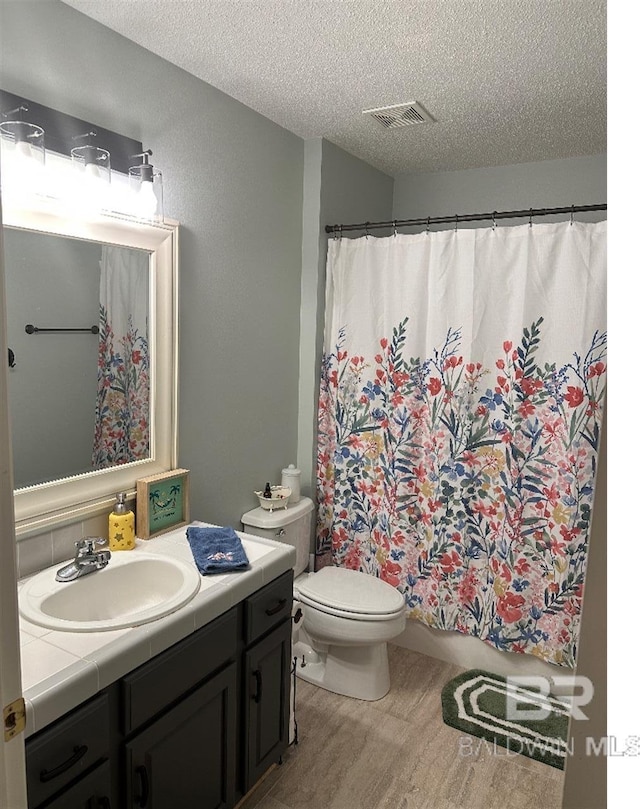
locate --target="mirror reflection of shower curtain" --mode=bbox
[92,246,149,468]
[316,221,606,668]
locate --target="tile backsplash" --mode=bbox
[17,512,110,579]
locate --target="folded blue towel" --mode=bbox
[186,526,250,575]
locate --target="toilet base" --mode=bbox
[292,639,391,701]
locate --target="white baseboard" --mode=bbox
[394,618,572,679]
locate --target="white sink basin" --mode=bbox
[19,552,201,632]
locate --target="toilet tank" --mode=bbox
[241,496,314,577]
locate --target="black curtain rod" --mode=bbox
[324,204,607,234]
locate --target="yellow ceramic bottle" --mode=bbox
[109,492,136,551]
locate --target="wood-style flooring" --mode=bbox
[238,644,564,809]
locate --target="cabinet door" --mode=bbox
[125,663,236,809]
[244,619,291,791]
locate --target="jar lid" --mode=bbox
[281,463,301,476]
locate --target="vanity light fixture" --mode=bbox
[0,89,166,223]
[128,150,163,222]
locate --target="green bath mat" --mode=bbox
[441,669,570,770]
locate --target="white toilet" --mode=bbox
[241,496,406,701]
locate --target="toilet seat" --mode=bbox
[295,567,405,622]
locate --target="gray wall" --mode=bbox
[393,154,607,226]
[4,231,100,488]
[297,139,393,514]
[0,0,304,528]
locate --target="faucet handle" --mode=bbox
[75,536,108,555]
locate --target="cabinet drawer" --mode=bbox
[42,760,112,809]
[244,570,293,645]
[122,606,238,734]
[26,692,109,809]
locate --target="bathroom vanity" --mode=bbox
[18,528,296,809]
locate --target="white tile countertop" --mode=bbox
[17,523,296,738]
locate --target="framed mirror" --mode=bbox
[4,205,179,537]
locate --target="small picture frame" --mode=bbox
[136,468,191,539]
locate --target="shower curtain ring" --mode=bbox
[365,222,371,239]
[529,208,533,228]
[339,225,343,240]
[393,220,398,237]
[426,216,430,234]
[492,211,497,231]
[570,205,575,226]
[455,214,459,232]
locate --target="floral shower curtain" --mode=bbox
[316,221,606,667]
[92,246,150,468]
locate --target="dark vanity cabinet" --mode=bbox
[25,570,293,809]
[242,574,293,792]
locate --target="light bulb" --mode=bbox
[0,135,45,203]
[83,176,107,213]
[85,162,102,180]
[14,140,33,160]
[137,180,158,218]
[0,117,45,205]
[80,163,110,213]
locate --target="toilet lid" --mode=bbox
[295,567,405,616]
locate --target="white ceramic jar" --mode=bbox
[281,464,301,503]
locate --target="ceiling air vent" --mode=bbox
[363,101,435,129]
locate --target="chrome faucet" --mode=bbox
[55,537,112,582]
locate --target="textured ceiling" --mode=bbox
[62,0,606,176]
